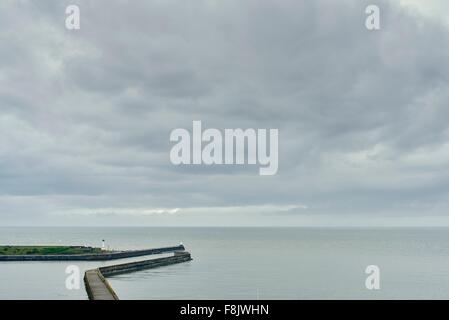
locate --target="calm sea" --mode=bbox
[0,227,448,299]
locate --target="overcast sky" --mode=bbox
[1,0,449,226]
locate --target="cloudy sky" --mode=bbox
[1,0,449,226]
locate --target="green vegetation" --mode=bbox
[0,246,105,255]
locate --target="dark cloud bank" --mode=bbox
[1,0,449,226]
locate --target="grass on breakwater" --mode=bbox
[0,245,105,255]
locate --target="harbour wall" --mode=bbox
[84,251,192,300]
[0,245,185,261]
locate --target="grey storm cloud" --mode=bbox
[1,0,449,226]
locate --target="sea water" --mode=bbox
[0,227,448,299]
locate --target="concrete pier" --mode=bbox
[0,244,185,261]
[84,251,192,300]
[84,269,119,300]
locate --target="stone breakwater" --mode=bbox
[84,251,192,300]
[0,245,185,261]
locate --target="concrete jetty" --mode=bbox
[0,244,185,261]
[84,269,119,300]
[84,251,192,300]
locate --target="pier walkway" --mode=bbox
[84,251,192,300]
